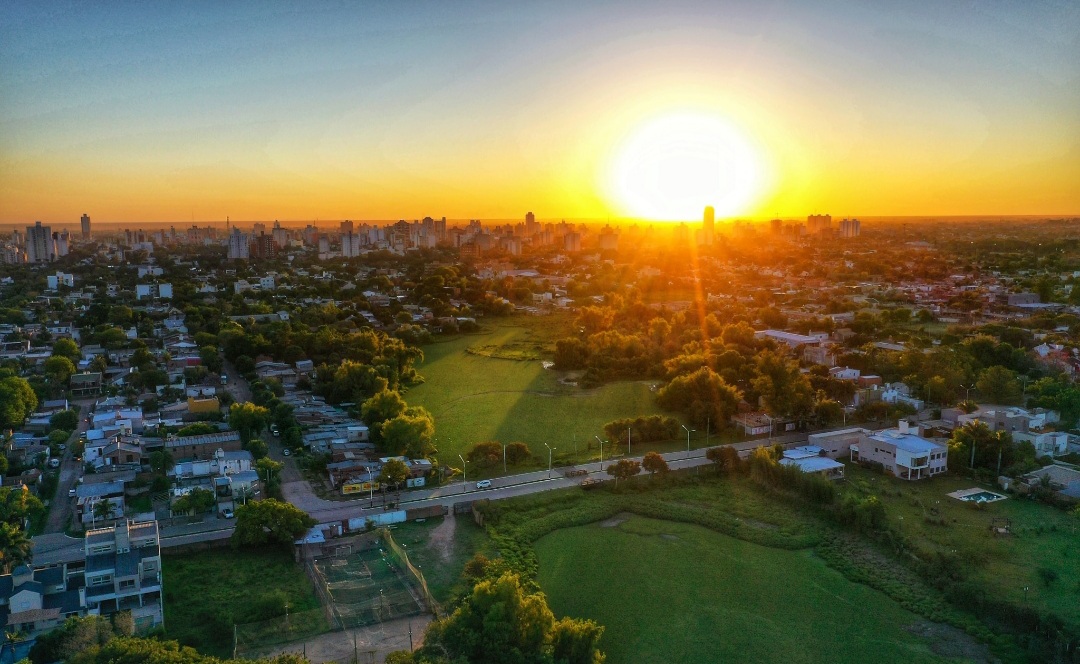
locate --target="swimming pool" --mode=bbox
[948,488,1007,503]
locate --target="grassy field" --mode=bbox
[408,318,666,468]
[843,465,1080,626]
[163,547,325,658]
[536,515,962,664]
[386,514,493,604]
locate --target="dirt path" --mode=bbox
[246,615,433,664]
[428,512,457,561]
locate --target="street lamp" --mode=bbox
[960,383,973,403]
[833,401,847,426]
[627,426,632,457]
[594,436,607,471]
[544,443,556,477]
[367,466,375,507]
[681,425,694,460]
[501,443,507,474]
[457,454,468,493]
[764,414,774,441]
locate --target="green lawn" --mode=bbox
[163,547,326,657]
[843,464,1080,626]
[536,515,962,664]
[408,319,666,468]
[387,515,493,604]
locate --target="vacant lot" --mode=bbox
[843,465,1080,626]
[408,320,664,467]
[385,515,492,604]
[536,515,962,664]
[163,547,325,658]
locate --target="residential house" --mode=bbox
[779,445,845,480]
[851,421,948,480]
[0,565,84,637]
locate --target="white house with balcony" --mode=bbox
[851,421,948,480]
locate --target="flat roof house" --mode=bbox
[852,421,948,480]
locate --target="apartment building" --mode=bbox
[83,519,164,631]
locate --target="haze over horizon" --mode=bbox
[2,1,1078,224]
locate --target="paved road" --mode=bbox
[43,397,97,534]
[296,432,815,525]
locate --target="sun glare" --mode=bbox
[606,111,770,221]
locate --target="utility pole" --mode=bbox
[628,426,632,456]
[594,436,606,471]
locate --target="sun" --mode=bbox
[605,111,770,221]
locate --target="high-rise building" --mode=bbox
[80,213,91,240]
[807,214,832,235]
[227,228,250,260]
[839,218,861,238]
[340,220,353,234]
[250,232,277,259]
[26,222,52,263]
[702,206,715,245]
[53,232,70,257]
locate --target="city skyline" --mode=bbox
[2,1,1078,224]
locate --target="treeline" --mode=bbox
[602,415,680,445]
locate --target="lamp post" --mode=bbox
[544,443,556,477]
[500,443,508,474]
[457,454,467,493]
[960,383,973,403]
[765,414,774,441]
[627,426,632,457]
[834,401,847,426]
[367,466,375,507]
[681,425,694,460]
[594,436,606,471]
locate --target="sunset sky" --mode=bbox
[2,1,1078,224]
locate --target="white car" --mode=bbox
[220,508,234,519]
[475,480,492,489]
[282,448,291,456]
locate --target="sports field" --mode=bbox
[536,515,966,664]
[408,320,664,465]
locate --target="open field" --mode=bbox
[408,319,666,467]
[163,547,325,658]
[387,514,492,604]
[843,464,1080,626]
[536,514,966,664]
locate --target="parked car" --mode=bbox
[476,479,492,489]
[220,508,234,519]
[68,488,77,498]
[48,458,61,469]
[282,448,291,456]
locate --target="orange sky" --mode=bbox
[2,2,1078,224]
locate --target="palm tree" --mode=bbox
[0,523,32,573]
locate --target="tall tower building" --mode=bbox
[227,228,250,260]
[703,206,715,245]
[81,214,91,240]
[26,221,52,263]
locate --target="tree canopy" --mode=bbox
[231,499,316,548]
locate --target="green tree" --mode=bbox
[380,409,435,457]
[256,457,284,483]
[751,350,815,421]
[231,499,316,548]
[66,635,309,664]
[0,522,32,572]
[229,402,270,443]
[172,488,216,516]
[149,449,175,476]
[606,459,641,487]
[705,445,740,474]
[49,409,79,432]
[245,438,269,460]
[29,614,135,664]
[50,338,81,363]
[0,487,45,526]
[0,376,39,428]
[378,458,409,489]
[467,441,503,467]
[975,366,1023,405]
[44,355,77,384]
[360,389,407,445]
[656,366,741,429]
[422,572,605,664]
[505,442,531,465]
[641,451,668,477]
